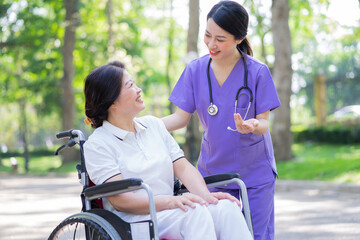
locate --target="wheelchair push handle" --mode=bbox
[55,129,86,155]
[56,129,86,141]
[56,129,73,139]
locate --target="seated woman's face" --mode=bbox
[111,70,145,117]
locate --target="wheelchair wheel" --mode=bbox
[49,212,122,240]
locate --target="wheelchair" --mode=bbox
[48,129,253,240]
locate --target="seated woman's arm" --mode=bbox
[173,158,241,206]
[106,173,208,214]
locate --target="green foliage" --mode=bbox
[0,155,64,175]
[0,148,55,158]
[1,0,187,151]
[1,0,359,157]
[2,143,359,184]
[0,105,61,153]
[288,0,360,120]
[72,0,187,123]
[293,124,360,144]
[0,0,64,115]
[277,143,360,183]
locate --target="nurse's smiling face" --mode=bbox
[204,18,242,61]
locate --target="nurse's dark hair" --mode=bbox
[207,0,253,56]
[84,61,125,129]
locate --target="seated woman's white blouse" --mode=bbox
[84,116,185,222]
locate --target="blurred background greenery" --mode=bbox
[0,0,359,183]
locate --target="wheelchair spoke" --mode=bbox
[49,217,111,240]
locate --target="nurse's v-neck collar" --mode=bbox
[102,119,147,141]
[209,57,243,89]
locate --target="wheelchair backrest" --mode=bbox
[55,129,104,211]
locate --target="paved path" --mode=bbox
[0,174,82,240]
[1,174,359,240]
[275,180,360,240]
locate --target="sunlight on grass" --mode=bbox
[29,156,62,173]
[277,143,360,183]
[1,143,360,183]
[334,171,360,183]
[1,155,64,175]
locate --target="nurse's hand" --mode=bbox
[234,113,259,134]
[209,192,242,207]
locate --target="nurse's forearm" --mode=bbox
[162,108,192,131]
[253,118,269,135]
[162,114,180,131]
[252,110,270,135]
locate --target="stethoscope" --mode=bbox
[207,51,253,131]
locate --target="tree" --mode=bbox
[183,0,201,165]
[165,0,175,114]
[0,0,187,158]
[61,0,80,162]
[271,0,294,161]
[248,0,272,66]
[0,1,64,170]
[288,0,360,119]
[106,0,115,60]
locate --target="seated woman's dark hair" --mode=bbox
[207,0,253,56]
[84,61,125,128]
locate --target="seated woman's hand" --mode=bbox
[157,193,207,212]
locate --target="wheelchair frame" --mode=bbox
[48,129,253,240]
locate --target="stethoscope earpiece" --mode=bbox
[227,126,237,132]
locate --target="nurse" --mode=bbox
[162,1,280,240]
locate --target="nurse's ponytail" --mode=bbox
[237,38,253,57]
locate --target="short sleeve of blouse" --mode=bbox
[255,64,281,115]
[84,135,121,185]
[151,117,185,162]
[169,64,196,114]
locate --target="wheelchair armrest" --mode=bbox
[83,178,160,237]
[203,173,240,185]
[84,178,143,200]
[179,173,241,192]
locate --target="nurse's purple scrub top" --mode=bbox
[169,54,281,188]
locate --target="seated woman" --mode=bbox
[83,60,253,240]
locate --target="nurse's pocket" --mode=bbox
[234,139,266,173]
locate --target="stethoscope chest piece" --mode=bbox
[207,50,251,118]
[208,103,218,116]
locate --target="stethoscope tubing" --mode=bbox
[207,50,253,118]
[207,58,215,106]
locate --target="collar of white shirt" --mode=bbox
[102,119,147,141]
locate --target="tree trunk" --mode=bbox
[106,0,115,59]
[184,0,201,165]
[271,0,294,161]
[19,99,30,172]
[314,70,327,126]
[250,2,270,65]
[166,0,175,114]
[61,0,79,163]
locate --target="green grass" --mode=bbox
[0,155,78,175]
[1,143,360,184]
[277,143,360,183]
